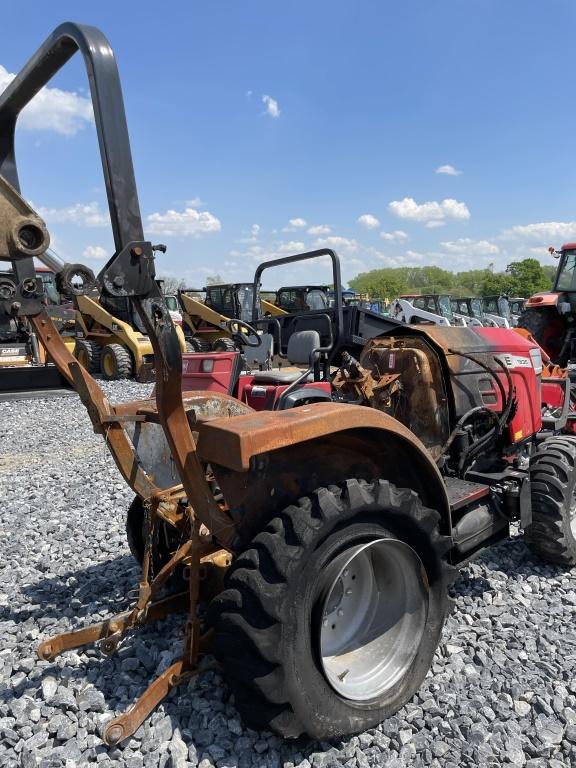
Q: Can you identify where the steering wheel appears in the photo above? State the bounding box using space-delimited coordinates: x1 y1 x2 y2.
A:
227 318 262 348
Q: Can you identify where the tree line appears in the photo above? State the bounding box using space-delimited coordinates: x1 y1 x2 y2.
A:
348 258 556 300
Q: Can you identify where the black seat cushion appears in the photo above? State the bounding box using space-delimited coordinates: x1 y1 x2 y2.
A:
251 369 312 384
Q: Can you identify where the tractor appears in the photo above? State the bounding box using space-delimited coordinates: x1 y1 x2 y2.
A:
518 243 576 365
3 22 576 749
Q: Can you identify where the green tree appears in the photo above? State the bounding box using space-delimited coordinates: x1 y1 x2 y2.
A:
480 271 514 296
542 264 558 285
505 258 551 297
349 269 407 300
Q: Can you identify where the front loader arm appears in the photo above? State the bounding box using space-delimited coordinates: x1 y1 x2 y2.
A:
0 22 234 546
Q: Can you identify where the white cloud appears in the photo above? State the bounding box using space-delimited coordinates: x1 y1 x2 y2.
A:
440 238 499 256
380 230 408 242
502 221 576 242
0 64 93 136
388 197 470 225
314 235 359 254
435 164 462 176
185 197 206 207
357 213 380 230
37 201 108 228
262 94 280 118
289 218 307 228
277 240 305 253
307 224 332 235
239 223 261 243
146 206 221 237
82 245 108 261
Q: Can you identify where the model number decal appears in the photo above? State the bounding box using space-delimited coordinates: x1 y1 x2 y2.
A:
500 355 531 369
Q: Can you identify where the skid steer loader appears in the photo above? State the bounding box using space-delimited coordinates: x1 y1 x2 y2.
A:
481 294 512 328
389 293 462 325
74 289 188 381
0 264 74 398
4 22 576 748
179 283 285 352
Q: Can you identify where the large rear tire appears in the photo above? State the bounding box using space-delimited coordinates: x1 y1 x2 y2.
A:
212 336 237 352
74 339 101 373
526 436 576 566
517 307 566 362
208 478 454 739
186 337 212 353
126 495 187 574
101 344 133 380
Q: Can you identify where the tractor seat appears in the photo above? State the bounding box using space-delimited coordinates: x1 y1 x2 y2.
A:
244 332 274 370
252 368 312 384
251 329 320 384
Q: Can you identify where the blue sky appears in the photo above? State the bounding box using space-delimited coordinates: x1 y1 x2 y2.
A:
2 0 576 288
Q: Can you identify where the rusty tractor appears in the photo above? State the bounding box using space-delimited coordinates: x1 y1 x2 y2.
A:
3 22 576 748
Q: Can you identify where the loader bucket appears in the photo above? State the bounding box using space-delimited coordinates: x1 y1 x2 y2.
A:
0 364 75 401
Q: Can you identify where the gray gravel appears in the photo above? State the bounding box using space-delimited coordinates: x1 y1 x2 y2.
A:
1 379 576 767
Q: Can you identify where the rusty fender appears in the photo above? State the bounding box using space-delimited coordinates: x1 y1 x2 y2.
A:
196 402 451 543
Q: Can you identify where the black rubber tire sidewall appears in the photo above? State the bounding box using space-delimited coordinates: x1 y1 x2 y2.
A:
212 336 237 352
280 516 446 738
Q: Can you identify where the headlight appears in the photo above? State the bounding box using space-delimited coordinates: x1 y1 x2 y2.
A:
529 347 542 375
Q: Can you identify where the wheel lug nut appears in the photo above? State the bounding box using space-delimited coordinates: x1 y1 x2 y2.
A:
346 589 352 595
342 569 349 577
337 609 344 617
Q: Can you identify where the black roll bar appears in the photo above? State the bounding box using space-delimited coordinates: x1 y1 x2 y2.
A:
251 248 344 345
0 22 144 255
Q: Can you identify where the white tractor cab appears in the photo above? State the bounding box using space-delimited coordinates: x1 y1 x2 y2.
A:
389 293 463 326
482 295 512 328
450 297 484 327
509 297 526 326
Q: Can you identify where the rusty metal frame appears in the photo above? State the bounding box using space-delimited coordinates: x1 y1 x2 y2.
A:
0 22 237 745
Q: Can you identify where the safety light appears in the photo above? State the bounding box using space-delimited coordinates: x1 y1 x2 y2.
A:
201 359 214 373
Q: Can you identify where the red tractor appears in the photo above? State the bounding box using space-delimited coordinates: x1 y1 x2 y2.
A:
518 243 576 364
5 22 576 748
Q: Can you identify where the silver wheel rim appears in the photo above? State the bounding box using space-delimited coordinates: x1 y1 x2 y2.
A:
318 538 429 701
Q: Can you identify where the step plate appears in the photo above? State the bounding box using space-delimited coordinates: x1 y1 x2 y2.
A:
445 476 490 511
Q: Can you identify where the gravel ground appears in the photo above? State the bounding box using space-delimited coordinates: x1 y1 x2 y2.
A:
1 379 576 767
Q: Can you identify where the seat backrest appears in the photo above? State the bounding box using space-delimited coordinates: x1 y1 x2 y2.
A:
287 329 321 365
244 332 273 368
